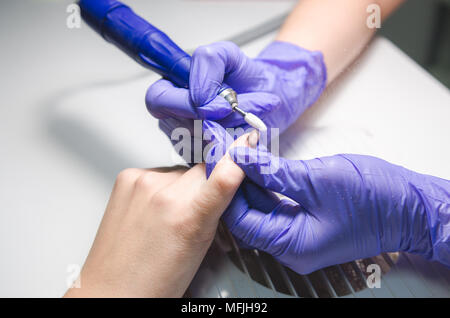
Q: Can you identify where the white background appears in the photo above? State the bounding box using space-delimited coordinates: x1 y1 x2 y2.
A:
0 0 448 297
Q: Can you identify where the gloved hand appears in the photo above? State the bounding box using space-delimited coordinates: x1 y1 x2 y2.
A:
208 143 450 274
146 41 327 137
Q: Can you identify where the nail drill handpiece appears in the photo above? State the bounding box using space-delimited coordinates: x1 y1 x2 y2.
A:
79 0 267 132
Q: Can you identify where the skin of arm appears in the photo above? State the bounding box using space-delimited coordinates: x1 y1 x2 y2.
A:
277 0 406 83
64 135 249 298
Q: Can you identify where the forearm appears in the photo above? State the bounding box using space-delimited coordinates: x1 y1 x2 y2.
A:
277 0 405 83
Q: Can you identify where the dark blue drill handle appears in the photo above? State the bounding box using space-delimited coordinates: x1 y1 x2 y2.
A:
79 0 194 89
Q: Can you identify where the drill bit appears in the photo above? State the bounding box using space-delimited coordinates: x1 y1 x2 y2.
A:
219 88 268 132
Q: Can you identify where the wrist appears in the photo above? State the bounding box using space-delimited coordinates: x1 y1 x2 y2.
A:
257 40 327 87
256 41 327 124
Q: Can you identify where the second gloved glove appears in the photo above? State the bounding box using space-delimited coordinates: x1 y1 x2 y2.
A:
202 123 450 275
146 41 327 136
224 147 450 274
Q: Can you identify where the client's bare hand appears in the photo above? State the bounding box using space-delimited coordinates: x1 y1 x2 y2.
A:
64 150 244 297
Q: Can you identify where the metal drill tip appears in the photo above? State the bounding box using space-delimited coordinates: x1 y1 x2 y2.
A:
219 87 267 131
233 106 247 117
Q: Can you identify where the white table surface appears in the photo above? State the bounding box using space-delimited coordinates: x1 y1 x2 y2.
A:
0 0 448 297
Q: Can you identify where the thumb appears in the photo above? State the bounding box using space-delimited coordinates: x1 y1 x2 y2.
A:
193 128 251 220
223 185 302 256
198 153 245 218
190 151 247 227
190 41 254 106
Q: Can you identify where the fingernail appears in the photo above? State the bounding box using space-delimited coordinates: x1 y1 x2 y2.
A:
248 130 260 148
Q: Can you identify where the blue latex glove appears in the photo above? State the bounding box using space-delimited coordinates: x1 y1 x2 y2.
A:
146 41 326 135
207 141 450 274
